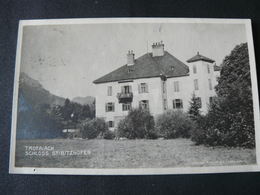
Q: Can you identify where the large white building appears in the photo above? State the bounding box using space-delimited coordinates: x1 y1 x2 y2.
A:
93 42 220 130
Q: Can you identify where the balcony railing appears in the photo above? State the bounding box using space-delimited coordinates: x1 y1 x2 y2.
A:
117 92 133 103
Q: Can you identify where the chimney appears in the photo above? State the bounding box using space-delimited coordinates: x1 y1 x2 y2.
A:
152 41 164 57
127 50 135 66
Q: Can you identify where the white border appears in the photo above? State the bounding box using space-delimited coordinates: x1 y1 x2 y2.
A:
9 18 260 175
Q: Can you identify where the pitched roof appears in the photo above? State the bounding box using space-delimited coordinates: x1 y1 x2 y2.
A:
214 64 221 71
187 52 215 63
93 51 189 84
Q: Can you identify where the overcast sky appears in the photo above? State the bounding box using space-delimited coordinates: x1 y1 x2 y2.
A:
19 20 247 99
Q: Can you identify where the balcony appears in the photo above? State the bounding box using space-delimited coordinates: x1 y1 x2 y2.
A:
117 92 133 103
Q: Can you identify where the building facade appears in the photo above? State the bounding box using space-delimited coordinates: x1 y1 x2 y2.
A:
93 42 220 130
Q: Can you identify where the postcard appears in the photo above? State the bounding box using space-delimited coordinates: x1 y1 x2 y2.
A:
9 18 260 175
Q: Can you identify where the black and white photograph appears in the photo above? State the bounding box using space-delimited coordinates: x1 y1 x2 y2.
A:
9 18 260 175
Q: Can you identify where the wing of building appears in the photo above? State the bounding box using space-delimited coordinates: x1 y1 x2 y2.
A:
93 42 220 130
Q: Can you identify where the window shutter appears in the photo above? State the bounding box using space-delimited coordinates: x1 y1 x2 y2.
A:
112 103 115 112
105 103 108 112
146 83 148 93
147 100 149 109
129 86 132 93
138 84 141 93
121 86 124 93
139 101 142 108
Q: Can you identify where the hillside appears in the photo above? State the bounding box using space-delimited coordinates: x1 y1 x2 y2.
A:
19 72 66 108
72 96 95 105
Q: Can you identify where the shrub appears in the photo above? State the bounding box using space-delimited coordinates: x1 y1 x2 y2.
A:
103 130 116 140
117 108 157 139
156 110 196 139
190 98 255 148
189 115 207 145
79 118 108 139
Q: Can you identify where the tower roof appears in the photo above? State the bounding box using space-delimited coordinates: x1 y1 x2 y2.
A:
187 52 215 63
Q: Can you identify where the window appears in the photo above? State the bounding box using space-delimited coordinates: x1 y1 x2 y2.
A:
209 97 214 104
208 79 212 90
105 102 115 112
164 99 167 110
170 66 174 71
122 102 131 111
108 121 114 128
163 81 166 93
173 99 183 109
174 81 179 92
121 85 132 94
139 83 148 93
107 86 112 96
216 76 219 82
194 79 199 90
207 64 210 73
139 100 149 109
193 65 197 74
195 97 202 108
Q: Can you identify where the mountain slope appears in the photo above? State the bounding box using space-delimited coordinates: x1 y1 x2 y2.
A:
18 72 66 108
72 96 95 105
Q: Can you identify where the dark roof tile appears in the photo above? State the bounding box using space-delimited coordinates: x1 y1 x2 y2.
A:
93 51 189 84
187 52 215 63
214 64 221 71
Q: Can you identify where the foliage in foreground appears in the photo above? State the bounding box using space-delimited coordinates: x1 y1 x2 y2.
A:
190 43 255 148
103 130 116 140
156 110 196 139
187 92 202 121
16 103 65 139
117 108 157 139
79 118 108 139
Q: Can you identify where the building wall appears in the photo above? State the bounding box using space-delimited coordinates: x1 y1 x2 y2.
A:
95 61 220 129
186 60 219 113
95 77 164 130
166 76 194 112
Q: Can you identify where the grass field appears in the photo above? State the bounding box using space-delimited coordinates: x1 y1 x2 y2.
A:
15 138 256 168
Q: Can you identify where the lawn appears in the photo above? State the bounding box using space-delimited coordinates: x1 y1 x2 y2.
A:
15 138 256 168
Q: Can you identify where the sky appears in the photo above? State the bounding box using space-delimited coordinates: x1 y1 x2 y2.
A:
19 20 248 99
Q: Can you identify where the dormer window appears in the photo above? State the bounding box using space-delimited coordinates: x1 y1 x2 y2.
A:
170 66 174 71
128 69 133 74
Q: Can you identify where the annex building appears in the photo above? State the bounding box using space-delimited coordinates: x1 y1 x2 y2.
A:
93 42 220 130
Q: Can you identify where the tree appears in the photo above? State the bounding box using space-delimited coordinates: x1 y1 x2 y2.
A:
215 43 254 132
196 43 255 148
16 103 65 139
187 92 202 121
79 118 108 139
78 104 91 121
62 98 73 121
